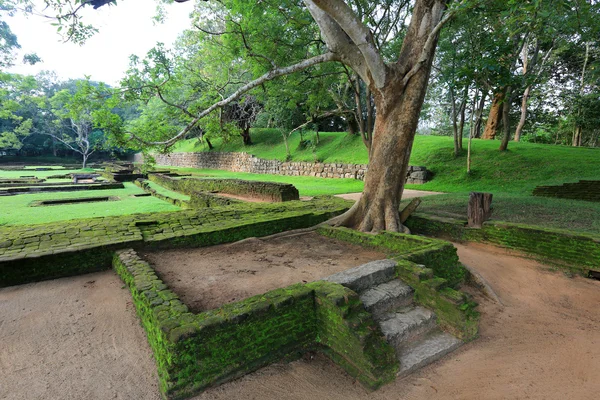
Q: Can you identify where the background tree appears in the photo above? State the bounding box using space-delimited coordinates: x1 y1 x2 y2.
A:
46 78 118 167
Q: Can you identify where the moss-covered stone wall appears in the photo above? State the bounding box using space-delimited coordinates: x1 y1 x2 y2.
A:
0 197 351 287
533 180 600 202
149 173 299 202
317 226 465 287
405 213 600 275
317 226 478 340
113 249 398 399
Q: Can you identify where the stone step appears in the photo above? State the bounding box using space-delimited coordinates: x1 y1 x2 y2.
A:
359 279 414 319
323 259 397 294
378 306 437 349
397 329 463 376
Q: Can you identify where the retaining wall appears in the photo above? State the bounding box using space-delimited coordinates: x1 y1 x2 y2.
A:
405 213 600 275
133 152 430 184
533 180 600 202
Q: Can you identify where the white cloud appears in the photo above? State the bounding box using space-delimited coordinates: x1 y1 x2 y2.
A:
6 0 196 85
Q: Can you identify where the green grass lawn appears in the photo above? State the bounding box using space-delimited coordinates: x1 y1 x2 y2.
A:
0 168 94 179
401 192 600 235
0 182 181 226
173 131 600 195
164 167 365 197
146 181 190 201
168 132 600 235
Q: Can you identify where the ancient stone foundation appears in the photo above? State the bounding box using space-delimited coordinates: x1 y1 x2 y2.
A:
133 152 431 184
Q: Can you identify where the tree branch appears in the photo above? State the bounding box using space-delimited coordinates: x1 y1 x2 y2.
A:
308 0 387 89
131 52 339 147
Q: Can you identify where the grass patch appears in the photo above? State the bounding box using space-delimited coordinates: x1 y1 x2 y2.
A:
0 182 180 225
145 180 190 201
402 192 600 235
173 131 600 195
0 168 95 179
163 167 364 197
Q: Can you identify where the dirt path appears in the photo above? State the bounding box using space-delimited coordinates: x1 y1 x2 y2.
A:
140 232 386 313
2 242 598 400
334 189 443 202
191 242 600 400
0 271 161 400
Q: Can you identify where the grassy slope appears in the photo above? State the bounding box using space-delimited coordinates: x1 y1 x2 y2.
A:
171 130 600 234
173 130 600 195
0 182 180 225
168 168 364 197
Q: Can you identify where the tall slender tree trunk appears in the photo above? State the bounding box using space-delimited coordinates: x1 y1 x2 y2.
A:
573 42 590 147
458 94 467 150
499 88 512 151
483 90 505 140
450 86 460 156
473 90 487 138
514 85 531 142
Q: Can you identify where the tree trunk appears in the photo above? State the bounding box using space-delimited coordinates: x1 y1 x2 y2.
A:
572 126 583 147
482 90 505 140
334 0 443 233
514 85 531 142
82 153 88 169
205 138 214 150
458 95 467 150
451 86 460 156
473 90 487 138
467 192 493 228
240 127 252 145
499 88 512 151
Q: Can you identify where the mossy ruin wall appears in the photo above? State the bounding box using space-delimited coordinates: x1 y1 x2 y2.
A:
148 173 299 202
317 226 478 340
405 213 600 274
0 197 350 287
533 180 600 202
114 249 398 399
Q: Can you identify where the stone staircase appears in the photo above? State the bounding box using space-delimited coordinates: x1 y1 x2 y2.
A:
324 260 462 376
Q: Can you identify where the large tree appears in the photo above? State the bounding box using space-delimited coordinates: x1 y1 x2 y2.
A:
31 0 466 233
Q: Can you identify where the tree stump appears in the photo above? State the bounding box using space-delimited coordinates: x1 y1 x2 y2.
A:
467 192 493 228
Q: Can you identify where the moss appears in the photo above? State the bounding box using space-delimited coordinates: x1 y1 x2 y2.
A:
114 250 398 399
406 213 600 274
149 173 299 202
317 226 466 287
0 197 350 287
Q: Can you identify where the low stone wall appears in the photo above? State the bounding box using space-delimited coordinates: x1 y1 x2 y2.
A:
149 173 300 202
0 197 350 287
533 180 600 202
405 213 600 276
114 248 398 399
133 152 431 183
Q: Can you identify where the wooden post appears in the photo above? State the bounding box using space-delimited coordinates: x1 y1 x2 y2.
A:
467 192 493 228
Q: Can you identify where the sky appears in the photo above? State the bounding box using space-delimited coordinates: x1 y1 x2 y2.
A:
6 0 196 85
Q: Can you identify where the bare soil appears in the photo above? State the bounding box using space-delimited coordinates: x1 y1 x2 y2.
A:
2 242 599 400
0 271 161 400
191 242 600 400
140 232 387 313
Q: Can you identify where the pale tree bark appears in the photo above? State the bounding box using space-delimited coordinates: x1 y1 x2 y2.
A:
514 39 553 142
138 0 454 233
482 89 505 140
322 0 450 232
573 42 590 147
499 87 512 151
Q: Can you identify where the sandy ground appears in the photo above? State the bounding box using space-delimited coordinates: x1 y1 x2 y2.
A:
2 242 599 400
140 232 386 313
334 189 443 202
191 242 600 400
0 271 161 400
